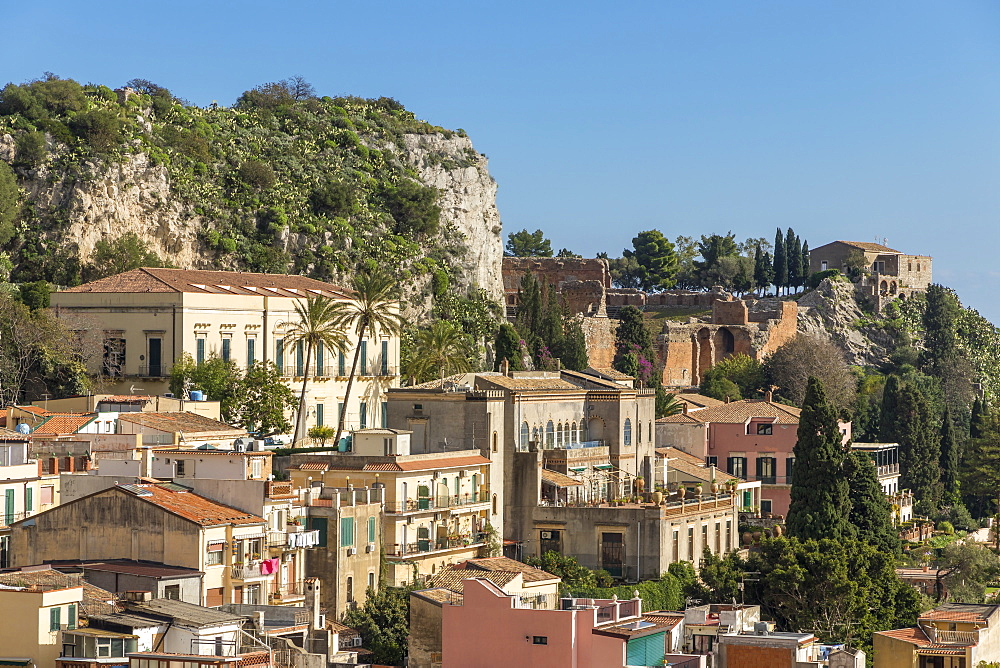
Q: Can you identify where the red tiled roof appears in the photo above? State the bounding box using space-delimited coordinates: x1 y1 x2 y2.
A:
669 400 802 425
361 454 490 472
15 405 51 416
293 462 331 471
875 627 968 653
454 557 559 583
34 413 97 435
657 413 704 424
834 241 902 254
120 484 265 526
62 267 351 299
919 604 998 622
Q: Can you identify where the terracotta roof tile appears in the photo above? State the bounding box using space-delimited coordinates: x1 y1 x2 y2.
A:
657 413 704 424
118 412 245 435
430 557 558 592
918 603 999 622
655 447 705 466
62 267 351 298
670 400 802 425
676 393 726 410
456 557 559 583
293 462 330 472
590 367 634 380
835 241 902 254
0 568 117 613
120 484 265 526
33 414 97 435
478 375 580 391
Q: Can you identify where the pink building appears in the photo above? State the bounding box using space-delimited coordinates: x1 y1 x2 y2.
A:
657 399 851 517
440 578 673 667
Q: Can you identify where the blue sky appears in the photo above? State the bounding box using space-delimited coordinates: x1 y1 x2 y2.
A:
4 1 1000 324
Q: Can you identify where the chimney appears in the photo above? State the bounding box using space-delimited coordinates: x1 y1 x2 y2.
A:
682 403 689 415
765 390 773 403
124 590 151 603
725 396 731 404
500 358 510 377
304 577 322 630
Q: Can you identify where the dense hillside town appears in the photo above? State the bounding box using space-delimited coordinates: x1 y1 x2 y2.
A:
1 77 999 668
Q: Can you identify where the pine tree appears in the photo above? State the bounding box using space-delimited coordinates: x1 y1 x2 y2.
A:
922 284 960 371
970 397 987 439
537 282 565 366
772 228 786 296
845 450 901 554
786 377 854 541
939 407 959 503
894 386 942 512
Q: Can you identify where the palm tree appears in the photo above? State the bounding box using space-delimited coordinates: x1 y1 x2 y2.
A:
410 320 474 382
280 296 349 447
333 271 403 447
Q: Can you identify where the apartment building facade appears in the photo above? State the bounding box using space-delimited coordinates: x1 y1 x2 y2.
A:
51 267 401 437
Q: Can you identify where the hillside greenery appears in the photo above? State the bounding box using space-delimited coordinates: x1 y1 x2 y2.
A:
0 74 479 301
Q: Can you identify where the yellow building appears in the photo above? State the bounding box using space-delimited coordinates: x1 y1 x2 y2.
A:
874 603 1000 668
0 429 61 568
0 582 85 667
288 447 493 585
51 267 401 437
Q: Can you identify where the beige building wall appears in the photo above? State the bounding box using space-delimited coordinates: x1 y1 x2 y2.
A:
0 586 84 666
51 288 401 437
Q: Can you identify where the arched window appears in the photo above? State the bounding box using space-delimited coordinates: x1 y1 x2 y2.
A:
546 421 555 449
624 418 632 446
492 431 499 453
520 422 530 449
492 493 498 515
571 421 578 444
649 421 653 444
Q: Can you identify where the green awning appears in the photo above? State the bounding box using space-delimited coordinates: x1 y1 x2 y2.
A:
0 660 33 666
594 464 613 471
568 466 587 473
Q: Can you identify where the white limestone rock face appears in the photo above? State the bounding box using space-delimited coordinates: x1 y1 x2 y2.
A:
400 133 504 304
797 278 897 366
22 152 206 270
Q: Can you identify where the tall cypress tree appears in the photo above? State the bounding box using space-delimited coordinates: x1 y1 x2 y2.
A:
845 450 900 554
787 231 802 291
895 386 941 512
786 377 854 541
558 317 589 372
878 375 902 442
922 284 960 371
773 228 787 296
970 397 987 439
753 243 774 295
800 240 810 286
939 407 959 503
515 271 543 353
493 323 524 371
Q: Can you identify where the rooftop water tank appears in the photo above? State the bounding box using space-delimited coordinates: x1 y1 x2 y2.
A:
190 390 204 401
16 423 31 434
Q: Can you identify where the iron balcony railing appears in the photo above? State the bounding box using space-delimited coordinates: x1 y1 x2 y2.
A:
280 363 397 378
136 364 165 377
384 489 491 513
387 533 487 557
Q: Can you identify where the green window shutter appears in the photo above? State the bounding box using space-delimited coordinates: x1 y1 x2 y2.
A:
381 402 388 428
4 489 13 524
26 487 33 512
50 606 61 631
627 632 665 666
315 342 324 375
381 340 389 375
338 351 346 376
341 517 355 547
247 338 256 367
307 517 328 547
360 341 368 376
196 338 206 365
296 341 304 376
276 338 285 373
316 404 324 427
359 402 367 429
368 516 376 543
67 603 77 630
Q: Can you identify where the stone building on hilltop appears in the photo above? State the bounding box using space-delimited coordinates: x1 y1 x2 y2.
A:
809 240 932 311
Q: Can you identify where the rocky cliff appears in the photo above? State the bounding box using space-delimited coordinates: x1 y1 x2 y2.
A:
0 80 504 319
797 277 899 367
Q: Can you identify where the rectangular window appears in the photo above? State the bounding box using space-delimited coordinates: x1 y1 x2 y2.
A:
360 341 368 376
786 457 795 485
727 457 747 479
4 489 13 525
247 337 256 367
368 516 376 543
40 485 54 505
338 351 346 376
381 340 389 375
706 456 718 467
316 342 325 375
206 549 223 566
25 487 32 512
164 584 180 600
308 517 328 547
381 401 388 428
532 636 548 645
276 338 285 373
339 402 346 428
761 499 773 514
687 527 695 560
221 337 231 362
196 337 206 365
359 402 368 429
103 334 126 376
50 606 61 631
176 460 187 477
67 603 77 629
756 423 773 435
316 404 324 427
341 517 355 547
756 457 776 484
295 341 305 376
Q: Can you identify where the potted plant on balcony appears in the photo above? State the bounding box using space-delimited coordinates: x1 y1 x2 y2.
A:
634 476 645 495
694 483 703 497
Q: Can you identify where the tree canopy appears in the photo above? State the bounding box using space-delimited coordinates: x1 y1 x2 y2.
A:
622 229 679 291
505 229 553 257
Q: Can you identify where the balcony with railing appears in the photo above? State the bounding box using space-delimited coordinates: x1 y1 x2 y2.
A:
268 580 307 603
384 488 491 514
136 364 165 377
387 532 487 558
281 362 398 379
230 561 271 580
925 627 980 646
0 511 30 528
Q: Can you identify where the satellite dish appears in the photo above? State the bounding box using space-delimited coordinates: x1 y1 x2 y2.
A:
16 423 32 434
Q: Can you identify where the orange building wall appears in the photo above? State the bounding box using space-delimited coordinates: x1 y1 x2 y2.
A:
724 644 794 667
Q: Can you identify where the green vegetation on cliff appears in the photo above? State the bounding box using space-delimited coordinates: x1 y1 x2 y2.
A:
0 74 481 297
